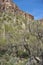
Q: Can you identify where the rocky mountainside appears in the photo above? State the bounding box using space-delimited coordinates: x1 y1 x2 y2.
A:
0 0 43 65
0 0 34 20
0 0 34 45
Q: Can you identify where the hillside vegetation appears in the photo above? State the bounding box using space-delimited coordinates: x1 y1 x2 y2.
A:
0 12 43 65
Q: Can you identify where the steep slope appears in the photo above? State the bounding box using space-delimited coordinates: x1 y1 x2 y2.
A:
0 0 34 45
0 1 43 64
0 0 34 20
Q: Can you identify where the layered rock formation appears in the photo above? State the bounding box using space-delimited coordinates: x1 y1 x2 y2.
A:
0 0 34 20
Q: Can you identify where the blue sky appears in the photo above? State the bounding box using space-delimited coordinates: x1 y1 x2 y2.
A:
13 0 43 20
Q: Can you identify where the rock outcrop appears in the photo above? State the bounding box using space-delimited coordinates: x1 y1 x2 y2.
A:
0 0 34 20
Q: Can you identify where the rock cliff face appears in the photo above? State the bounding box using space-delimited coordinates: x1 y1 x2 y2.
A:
0 0 34 20
39 19 43 22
